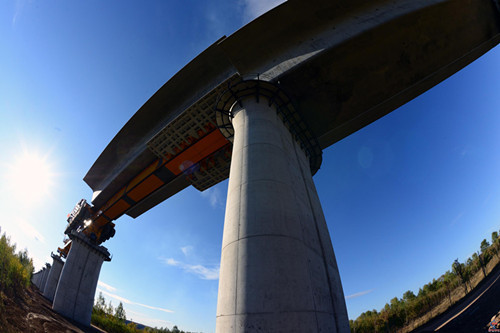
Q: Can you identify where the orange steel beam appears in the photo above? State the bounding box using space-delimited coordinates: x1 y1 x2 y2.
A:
67 127 231 247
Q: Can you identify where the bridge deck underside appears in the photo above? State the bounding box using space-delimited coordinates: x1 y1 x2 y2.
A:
83 0 500 220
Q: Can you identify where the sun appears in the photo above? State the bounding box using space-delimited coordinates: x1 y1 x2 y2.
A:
5 151 55 204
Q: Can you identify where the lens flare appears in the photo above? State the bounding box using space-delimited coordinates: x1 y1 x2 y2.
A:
5 150 55 204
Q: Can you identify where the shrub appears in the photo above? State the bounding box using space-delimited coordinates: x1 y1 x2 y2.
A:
0 228 34 298
0 227 35 329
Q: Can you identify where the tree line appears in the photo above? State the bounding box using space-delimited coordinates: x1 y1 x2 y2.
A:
349 230 500 332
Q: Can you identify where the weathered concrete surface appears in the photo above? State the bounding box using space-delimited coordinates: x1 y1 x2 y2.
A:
72 1 500 331
52 232 110 326
43 254 65 302
216 96 349 333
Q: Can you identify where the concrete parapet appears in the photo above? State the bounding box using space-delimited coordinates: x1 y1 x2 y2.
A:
52 231 111 326
43 253 65 302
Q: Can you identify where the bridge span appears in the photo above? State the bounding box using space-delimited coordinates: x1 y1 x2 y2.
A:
32 0 500 331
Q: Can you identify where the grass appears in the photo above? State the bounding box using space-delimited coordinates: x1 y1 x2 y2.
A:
401 254 500 332
0 227 34 328
91 311 141 333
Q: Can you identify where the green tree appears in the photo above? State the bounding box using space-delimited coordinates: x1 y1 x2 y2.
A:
477 251 487 278
403 290 416 303
491 232 500 258
115 301 126 322
0 229 34 297
388 297 406 328
441 271 455 306
481 239 492 265
17 248 34 278
481 239 490 254
95 292 106 313
453 259 469 294
106 300 114 316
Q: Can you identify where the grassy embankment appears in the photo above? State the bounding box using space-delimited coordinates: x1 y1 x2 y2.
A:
350 233 500 332
402 253 500 332
0 227 34 329
0 226 194 333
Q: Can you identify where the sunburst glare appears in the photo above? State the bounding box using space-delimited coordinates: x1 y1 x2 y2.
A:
5 150 55 205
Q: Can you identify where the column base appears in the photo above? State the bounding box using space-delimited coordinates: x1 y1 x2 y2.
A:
52 231 111 326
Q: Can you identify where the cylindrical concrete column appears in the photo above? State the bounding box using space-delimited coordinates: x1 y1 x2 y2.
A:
215 84 349 332
52 231 110 326
43 253 65 302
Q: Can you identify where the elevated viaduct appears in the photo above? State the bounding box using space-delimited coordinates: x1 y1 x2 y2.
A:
33 0 500 331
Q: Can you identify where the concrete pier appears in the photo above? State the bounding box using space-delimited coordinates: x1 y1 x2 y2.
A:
43 253 65 302
34 268 44 289
32 270 42 288
215 81 349 332
39 265 51 293
52 231 111 326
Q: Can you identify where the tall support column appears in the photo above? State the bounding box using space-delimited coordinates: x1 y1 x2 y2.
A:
215 80 349 332
52 231 111 326
36 269 45 289
40 265 51 293
32 271 41 288
43 253 65 302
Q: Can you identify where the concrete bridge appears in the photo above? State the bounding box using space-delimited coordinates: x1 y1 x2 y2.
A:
33 0 500 331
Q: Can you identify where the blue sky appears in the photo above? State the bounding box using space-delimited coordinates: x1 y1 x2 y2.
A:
1 1 500 331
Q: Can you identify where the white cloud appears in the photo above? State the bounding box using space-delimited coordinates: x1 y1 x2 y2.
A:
32 254 49 271
346 289 374 300
134 302 174 314
126 309 173 330
98 281 117 292
185 264 220 280
181 245 193 257
97 289 174 314
241 0 286 22
161 257 219 280
165 258 179 266
200 187 223 208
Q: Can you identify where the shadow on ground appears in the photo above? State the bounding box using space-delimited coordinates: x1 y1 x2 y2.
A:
1 284 106 333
